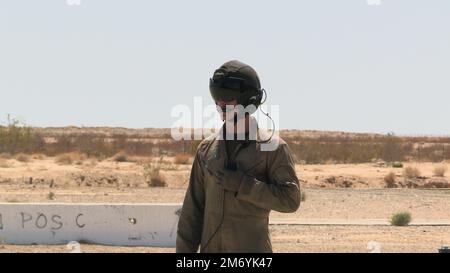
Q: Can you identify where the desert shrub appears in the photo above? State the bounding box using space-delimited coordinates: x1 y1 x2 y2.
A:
433 165 448 177
301 191 306 202
403 166 421 179
0 158 12 168
2 116 450 165
286 133 410 164
390 212 412 226
55 154 73 165
85 158 98 167
392 162 403 168
15 153 31 162
422 179 450 188
32 153 46 160
148 169 167 187
47 192 55 200
143 160 167 187
384 172 397 188
0 115 42 154
381 133 405 162
174 153 191 164
113 152 129 162
55 152 85 165
136 156 153 165
0 153 12 159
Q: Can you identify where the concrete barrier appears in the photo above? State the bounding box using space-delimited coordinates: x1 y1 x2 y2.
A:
0 203 182 246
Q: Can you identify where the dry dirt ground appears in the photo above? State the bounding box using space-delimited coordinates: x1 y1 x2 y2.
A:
1 157 449 253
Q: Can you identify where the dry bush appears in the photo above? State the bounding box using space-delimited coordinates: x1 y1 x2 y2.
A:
403 166 421 179
75 160 84 165
422 179 450 188
384 172 397 188
148 169 167 187
55 154 74 165
159 157 173 165
84 158 98 167
143 163 167 187
174 153 191 165
324 176 336 184
0 153 12 159
31 153 46 160
15 153 31 162
0 158 12 168
55 152 86 165
3 120 450 165
113 152 129 162
136 156 153 165
433 165 448 177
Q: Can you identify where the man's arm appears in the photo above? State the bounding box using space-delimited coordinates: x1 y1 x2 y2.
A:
235 142 301 213
176 151 205 253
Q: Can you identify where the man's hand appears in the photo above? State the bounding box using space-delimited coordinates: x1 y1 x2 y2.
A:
205 158 244 192
213 167 245 192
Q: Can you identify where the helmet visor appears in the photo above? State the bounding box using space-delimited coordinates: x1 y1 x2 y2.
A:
209 77 247 102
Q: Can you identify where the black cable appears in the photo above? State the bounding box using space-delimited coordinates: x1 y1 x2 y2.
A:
257 89 275 144
200 88 273 251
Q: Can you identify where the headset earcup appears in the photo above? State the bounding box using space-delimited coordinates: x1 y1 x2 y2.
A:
245 89 263 114
253 89 263 107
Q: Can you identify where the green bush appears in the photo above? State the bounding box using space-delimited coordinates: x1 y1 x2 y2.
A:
392 162 403 168
0 115 40 154
390 212 412 226
301 191 306 202
47 192 55 200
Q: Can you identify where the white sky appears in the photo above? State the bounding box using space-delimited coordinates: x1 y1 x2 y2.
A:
0 0 449 135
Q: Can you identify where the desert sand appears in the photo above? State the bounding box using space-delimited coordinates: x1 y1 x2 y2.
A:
1 156 449 253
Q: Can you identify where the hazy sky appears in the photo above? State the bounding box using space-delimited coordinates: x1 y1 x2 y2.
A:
0 0 449 135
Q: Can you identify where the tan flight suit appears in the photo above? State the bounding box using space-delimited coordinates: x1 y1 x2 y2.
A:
176 124 301 253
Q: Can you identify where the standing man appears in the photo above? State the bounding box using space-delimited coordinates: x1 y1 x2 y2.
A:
176 60 300 253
